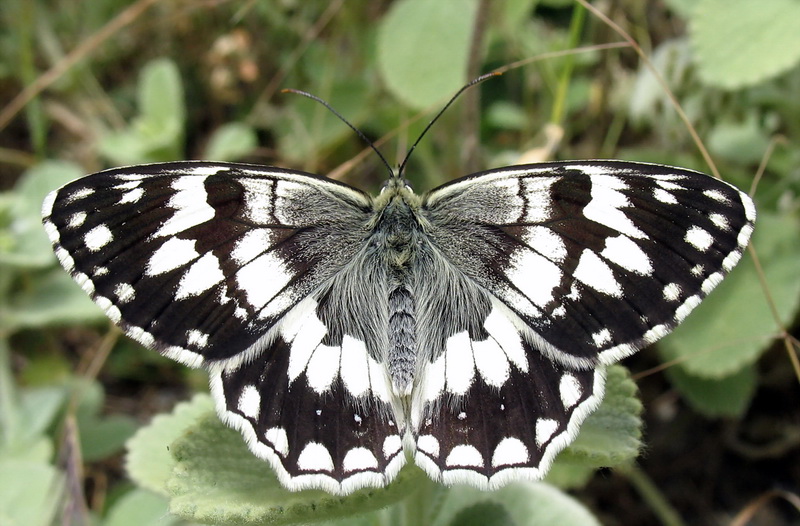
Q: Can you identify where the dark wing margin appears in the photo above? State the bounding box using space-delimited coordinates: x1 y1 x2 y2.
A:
42 161 372 369
421 160 756 367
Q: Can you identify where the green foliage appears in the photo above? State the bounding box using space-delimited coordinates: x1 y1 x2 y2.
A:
690 0 800 89
665 364 757 418
98 58 186 164
203 123 258 162
2 1 798 524
377 0 478 110
0 161 84 268
103 489 179 526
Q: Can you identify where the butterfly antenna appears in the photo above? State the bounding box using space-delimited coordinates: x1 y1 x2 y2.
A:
281 89 395 179
397 71 501 178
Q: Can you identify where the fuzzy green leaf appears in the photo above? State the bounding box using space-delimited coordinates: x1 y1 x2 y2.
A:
659 212 800 378
203 123 257 161
104 489 180 526
666 364 757 418
557 365 642 465
690 0 800 88
126 394 215 496
430 482 600 526
99 58 185 164
0 460 64 526
165 414 422 525
5 269 105 330
377 0 478 110
0 161 83 268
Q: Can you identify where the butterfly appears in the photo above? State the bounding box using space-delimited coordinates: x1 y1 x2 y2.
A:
42 155 755 495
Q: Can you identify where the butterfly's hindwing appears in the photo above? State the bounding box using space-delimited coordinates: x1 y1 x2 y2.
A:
414 324 603 487
211 299 405 494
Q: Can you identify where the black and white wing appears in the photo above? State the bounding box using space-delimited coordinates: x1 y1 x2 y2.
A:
412 160 755 488
42 161 403 494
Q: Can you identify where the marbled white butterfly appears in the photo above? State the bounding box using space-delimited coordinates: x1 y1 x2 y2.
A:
43 140 755 495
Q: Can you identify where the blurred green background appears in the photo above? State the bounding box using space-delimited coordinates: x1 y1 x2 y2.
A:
1 1 799 525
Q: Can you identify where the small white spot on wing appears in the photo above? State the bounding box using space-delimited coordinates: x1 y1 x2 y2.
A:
65 187 94 203
305 344 341 394
84 225 114 252
187 329 210 349
67 212 87 228
175 253 224 299
472 337 510 387
507 249 562 308
535 418 559 447
444 331 476 395
653 188 678 204
417 435 440 457
113 283 136 304
491 437 530 467
559 373 583 408
265 427 289 456
685 226 714 252
118 187 144 204
237 384 261 419
296 442 334 472
343 447 379 472
601 235 653 275
574 250 623 297
709 213 730 231
445 445 484 468
703 189 730 203
146 237 199 276
592 328 612 346
663 282 682 302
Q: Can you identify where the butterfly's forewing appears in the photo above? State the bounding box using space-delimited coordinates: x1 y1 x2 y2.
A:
413 161 755 487
43 161 403 493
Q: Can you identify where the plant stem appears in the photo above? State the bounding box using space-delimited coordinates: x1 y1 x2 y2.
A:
621 465 685 526
550 3 587 127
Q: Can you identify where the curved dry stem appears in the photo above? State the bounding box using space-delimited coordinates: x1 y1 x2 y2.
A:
576 0 719 179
